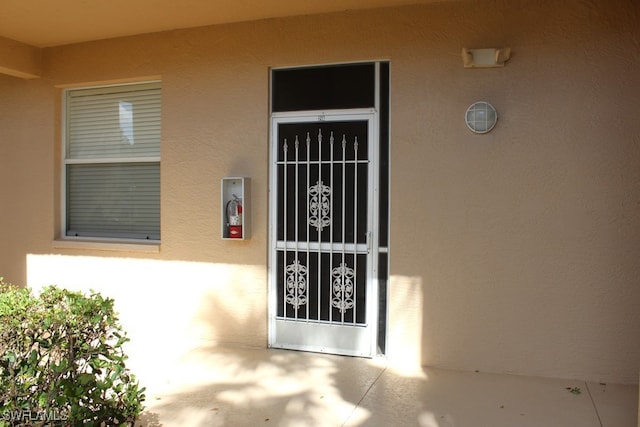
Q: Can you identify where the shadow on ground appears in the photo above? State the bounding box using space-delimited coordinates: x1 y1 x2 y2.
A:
134 346 386 427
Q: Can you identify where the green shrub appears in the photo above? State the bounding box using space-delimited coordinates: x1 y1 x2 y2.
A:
0 278 145 426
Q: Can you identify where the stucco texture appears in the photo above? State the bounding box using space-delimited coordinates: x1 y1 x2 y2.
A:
0 0 638 384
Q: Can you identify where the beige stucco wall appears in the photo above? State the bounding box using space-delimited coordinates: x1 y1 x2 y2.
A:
1 0 639 385
0 36 42 79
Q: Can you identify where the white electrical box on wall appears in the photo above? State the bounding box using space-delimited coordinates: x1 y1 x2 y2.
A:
221 177 250 240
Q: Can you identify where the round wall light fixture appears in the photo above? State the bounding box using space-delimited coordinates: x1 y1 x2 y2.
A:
465 101 497 134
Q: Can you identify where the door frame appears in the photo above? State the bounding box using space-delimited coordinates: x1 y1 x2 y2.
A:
268 108 381 357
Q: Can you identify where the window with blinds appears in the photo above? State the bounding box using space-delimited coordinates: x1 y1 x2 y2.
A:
64 81 161 240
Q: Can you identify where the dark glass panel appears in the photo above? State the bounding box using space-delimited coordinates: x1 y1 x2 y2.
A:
377 252 388 354
378 62 390 248
272 63 375 112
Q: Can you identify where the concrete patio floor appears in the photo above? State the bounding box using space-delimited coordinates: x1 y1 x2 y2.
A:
134 346 638 427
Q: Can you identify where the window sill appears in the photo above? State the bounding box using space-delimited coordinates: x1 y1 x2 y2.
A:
52 238 160 253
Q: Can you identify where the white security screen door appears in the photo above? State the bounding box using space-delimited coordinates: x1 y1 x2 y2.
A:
269 112 379 357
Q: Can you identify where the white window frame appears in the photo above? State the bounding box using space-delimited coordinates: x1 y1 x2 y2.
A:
61 81 161 243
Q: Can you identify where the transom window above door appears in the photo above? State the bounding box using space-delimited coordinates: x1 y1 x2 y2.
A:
272 63 375 112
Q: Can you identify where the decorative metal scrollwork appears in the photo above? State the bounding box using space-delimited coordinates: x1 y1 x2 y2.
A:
331 262 355 313
308 180 331 232
286 260 307 309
